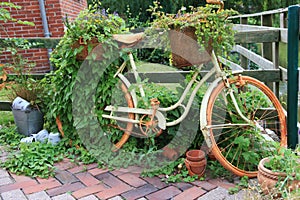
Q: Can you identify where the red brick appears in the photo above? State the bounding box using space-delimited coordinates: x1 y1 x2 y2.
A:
95 173 124 187
146 186 181 200
193 180 217 191
88 168 109 176
53 158 77 170
172 182 193 191
207 179 236 190
173 186 206 200
118 173 147 188
110 169 127 176
68 165 87 174
96 183 132 199
0 179 38 193
142 176 168 189
54 170 79 184
47 182 85 197
117 166 143 174
72 184 108 199
121 184 158 200
10 173 34 182
23 179 61 194
75 172 100 186
36 177 57 184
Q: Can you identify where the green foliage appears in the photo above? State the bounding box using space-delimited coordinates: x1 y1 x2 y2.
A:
264 144 300 185
91 0 205 23
207 160 235 180
0 3 42 108
149 2 238 58
0 126 65 178
43 6 127 142
0 126 22 148
1 142 64 178
0 2 34 29
142 158 201 183
228 176 249 194
63 6 127 42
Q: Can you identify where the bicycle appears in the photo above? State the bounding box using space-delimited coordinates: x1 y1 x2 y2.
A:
99 26 287 178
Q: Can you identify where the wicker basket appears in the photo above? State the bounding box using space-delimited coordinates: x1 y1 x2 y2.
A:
169 26 212 68
72 37 104 61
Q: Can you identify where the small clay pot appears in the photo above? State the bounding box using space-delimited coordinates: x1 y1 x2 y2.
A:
186 149 206 162
185 150 207 177
258 157 300 195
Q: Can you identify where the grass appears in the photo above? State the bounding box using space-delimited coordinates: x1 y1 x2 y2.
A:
0 88 14 126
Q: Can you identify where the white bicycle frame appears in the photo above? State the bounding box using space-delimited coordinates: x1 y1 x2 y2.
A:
102 50 253 148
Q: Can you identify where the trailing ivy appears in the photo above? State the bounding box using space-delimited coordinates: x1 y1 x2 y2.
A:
43 7 127 146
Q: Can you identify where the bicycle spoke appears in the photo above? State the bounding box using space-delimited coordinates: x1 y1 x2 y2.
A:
207 76 286 177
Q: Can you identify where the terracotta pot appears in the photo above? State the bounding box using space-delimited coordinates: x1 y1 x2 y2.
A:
185 150 207 177
186 149 206 162
72 37 104 61
258 157 300 195
168 26 212 68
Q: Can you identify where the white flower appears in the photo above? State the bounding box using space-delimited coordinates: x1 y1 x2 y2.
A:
181 6 186 11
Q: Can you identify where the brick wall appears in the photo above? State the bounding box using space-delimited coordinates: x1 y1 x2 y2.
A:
0 0 87 73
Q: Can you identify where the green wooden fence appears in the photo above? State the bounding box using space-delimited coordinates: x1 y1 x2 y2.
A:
287 5 299 149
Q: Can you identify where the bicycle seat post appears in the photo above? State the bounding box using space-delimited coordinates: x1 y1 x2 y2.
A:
128 52 145 97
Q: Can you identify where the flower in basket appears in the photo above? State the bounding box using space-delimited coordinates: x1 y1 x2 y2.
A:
60 6 128 61
148 1 238 67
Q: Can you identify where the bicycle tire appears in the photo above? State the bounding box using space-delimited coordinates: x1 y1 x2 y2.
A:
111 81 135 149
206 76 287 177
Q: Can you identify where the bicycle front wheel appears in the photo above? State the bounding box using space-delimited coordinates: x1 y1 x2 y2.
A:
206 76 287 177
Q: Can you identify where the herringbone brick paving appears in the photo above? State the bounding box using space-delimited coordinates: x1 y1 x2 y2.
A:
0 158 248 200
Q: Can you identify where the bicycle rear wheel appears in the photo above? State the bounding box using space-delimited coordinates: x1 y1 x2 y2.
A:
108 81 135 149
206 76 287 177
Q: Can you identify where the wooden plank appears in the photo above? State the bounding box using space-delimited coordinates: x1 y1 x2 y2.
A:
0 101 11 111
126 71 191 83
261 14 273 63
218 56 244 72
234 24 288 43
241 70 280 82
0 38 60 49
280 66 287 81
125 69 280 83
239 18 248 69
233 45 275 69
280 29 288 43
234 24 279 31
229 7 288 19
234 29 280 43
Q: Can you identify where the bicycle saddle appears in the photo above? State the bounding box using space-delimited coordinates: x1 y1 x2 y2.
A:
113 32 144 47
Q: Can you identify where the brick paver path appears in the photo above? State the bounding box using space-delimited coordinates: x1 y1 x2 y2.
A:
0 158 247 200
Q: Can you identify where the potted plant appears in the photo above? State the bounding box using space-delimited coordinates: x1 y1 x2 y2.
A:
63 7 127 61
0 39 44 136
0 2 43 136
148 1 238 68
257 143 300 197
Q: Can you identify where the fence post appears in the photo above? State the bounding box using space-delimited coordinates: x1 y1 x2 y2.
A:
287 5 299 149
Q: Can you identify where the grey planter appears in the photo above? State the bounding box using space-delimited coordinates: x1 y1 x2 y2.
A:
12 108 44 136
